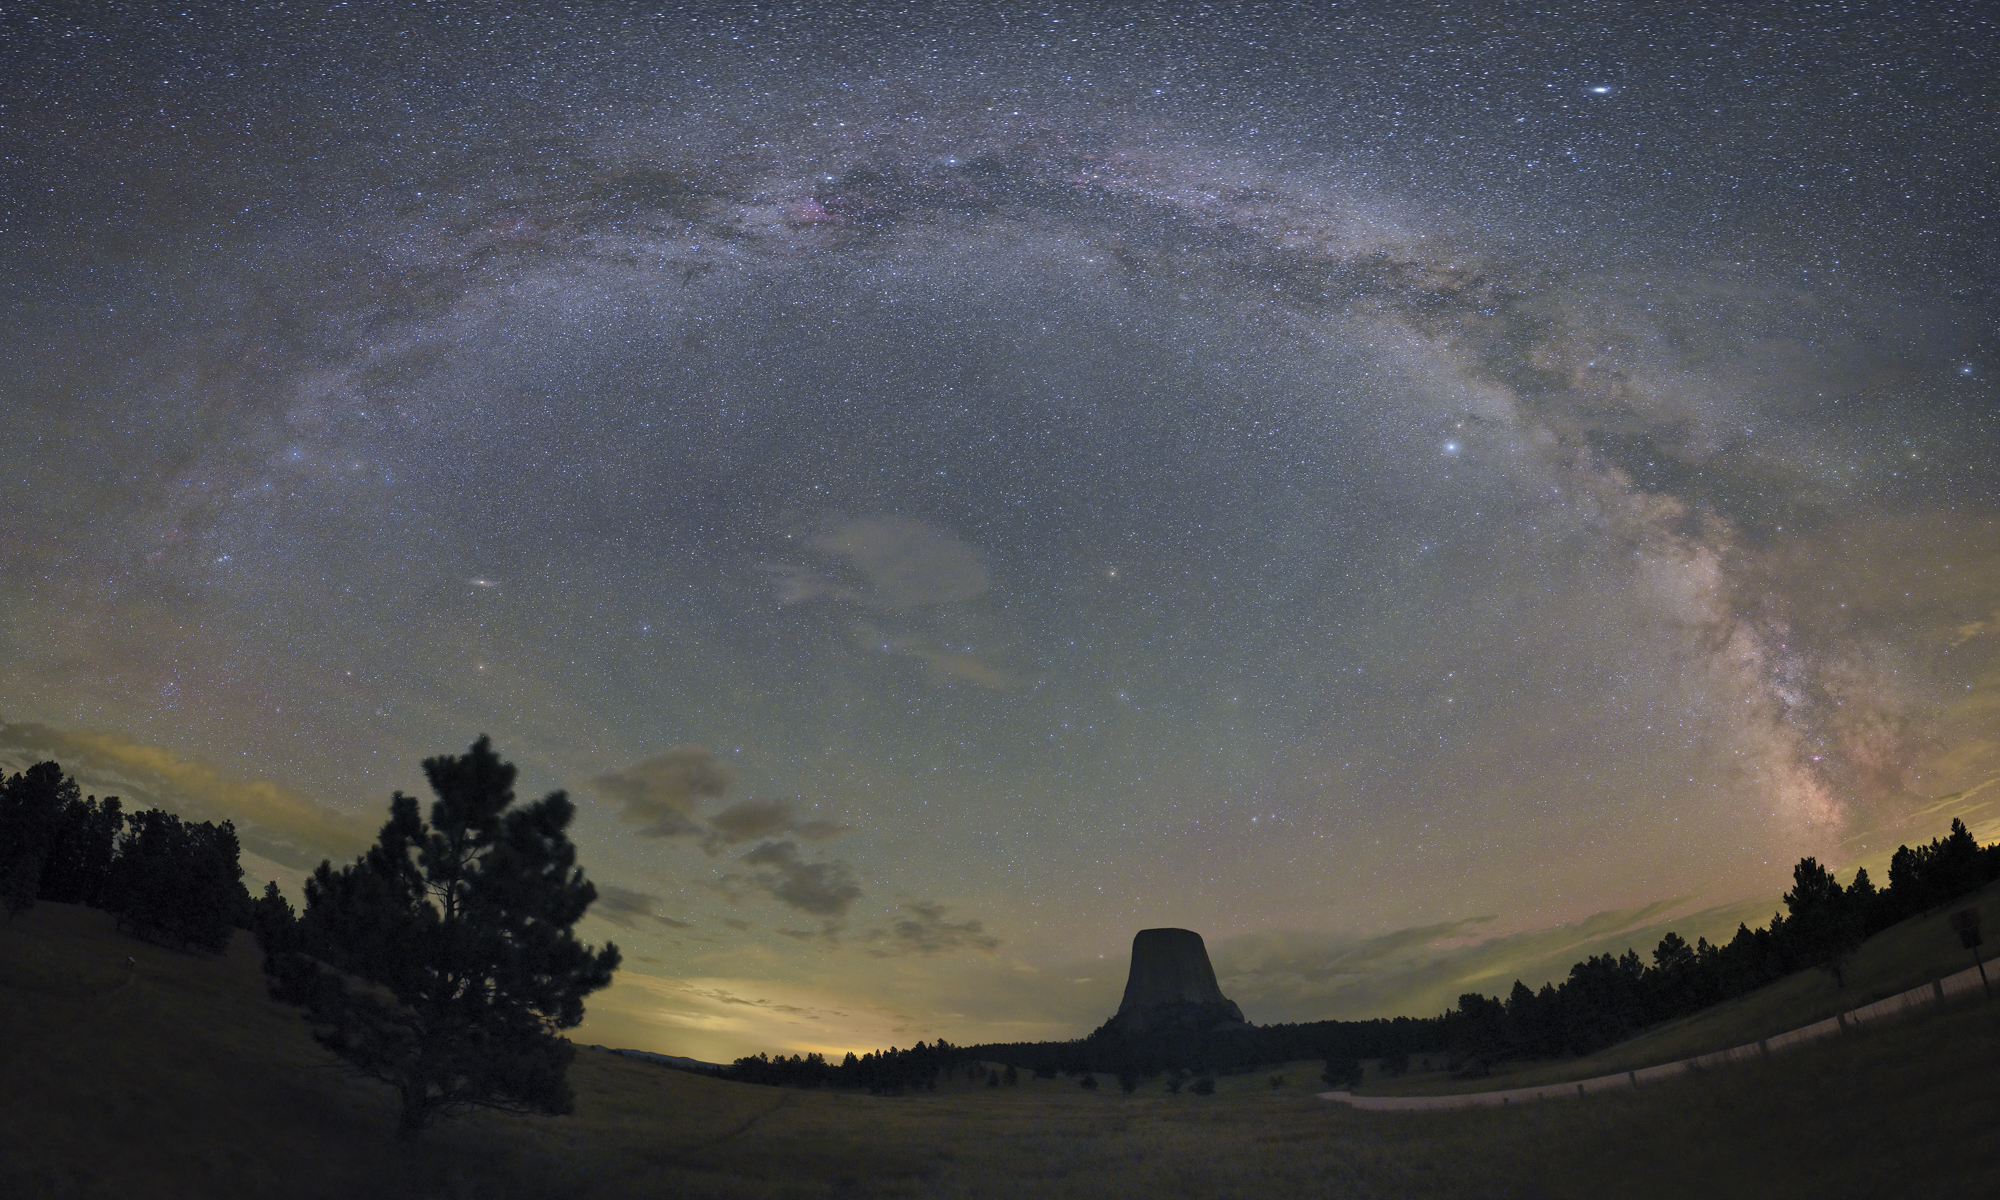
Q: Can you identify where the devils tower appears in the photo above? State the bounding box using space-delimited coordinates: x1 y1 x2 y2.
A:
1103 928 1247 1035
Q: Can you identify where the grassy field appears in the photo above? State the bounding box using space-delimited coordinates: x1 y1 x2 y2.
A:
4 902 1998 1199
1356 877 2000 1098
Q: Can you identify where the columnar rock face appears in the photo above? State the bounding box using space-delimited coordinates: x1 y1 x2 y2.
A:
1105 928 1246 1035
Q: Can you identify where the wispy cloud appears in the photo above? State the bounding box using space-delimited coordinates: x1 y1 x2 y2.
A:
596 749 863 919
593 747 848 852
591 883 696 931
740 840 863 917
865 902 1001 957
706 796 846 849
591 746 734 839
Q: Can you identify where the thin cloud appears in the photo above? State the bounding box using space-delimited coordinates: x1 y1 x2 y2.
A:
784 515 989 610
595 750 847 851
778 921 844 944
591 746 734 838
741 840 863 917
706 797 846 850
866 901 1001 957
591 883 695 931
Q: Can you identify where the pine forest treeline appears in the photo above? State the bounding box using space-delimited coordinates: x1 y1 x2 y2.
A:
0 760 251 950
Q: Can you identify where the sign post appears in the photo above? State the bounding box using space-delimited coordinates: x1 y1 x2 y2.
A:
1948 908 1990 1001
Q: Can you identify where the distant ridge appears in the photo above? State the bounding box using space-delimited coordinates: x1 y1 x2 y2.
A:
592 1046 727 1072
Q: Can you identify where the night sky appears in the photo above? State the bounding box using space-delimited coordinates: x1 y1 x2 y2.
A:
4 3 1997 1062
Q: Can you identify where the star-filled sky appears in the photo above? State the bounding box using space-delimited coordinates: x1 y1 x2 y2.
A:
4 2 1997 1062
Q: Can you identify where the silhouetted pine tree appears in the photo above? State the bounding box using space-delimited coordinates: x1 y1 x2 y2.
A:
261 737 620 1137
1780 857 1864 987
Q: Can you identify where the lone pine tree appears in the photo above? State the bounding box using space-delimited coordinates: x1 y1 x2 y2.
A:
261 737 620 1136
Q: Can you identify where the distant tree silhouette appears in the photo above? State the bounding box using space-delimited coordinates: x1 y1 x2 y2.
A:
1845 866 1883 933
250 880 298 952
1930 820 1987 905
1320 1055 1360 1089
0 762 76 919
1003 1063 1018 1086
102 808 248 951
39 792 124 906
1450 991 1507 1065
261 737 620 1137
1 851 39 921
1644 931 1716 1023
1780 856 1864 987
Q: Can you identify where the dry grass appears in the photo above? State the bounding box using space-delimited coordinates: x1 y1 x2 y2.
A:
4 902 1999 1199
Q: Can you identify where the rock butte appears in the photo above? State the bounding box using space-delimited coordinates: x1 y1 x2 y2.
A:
1105 927 1247 1036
